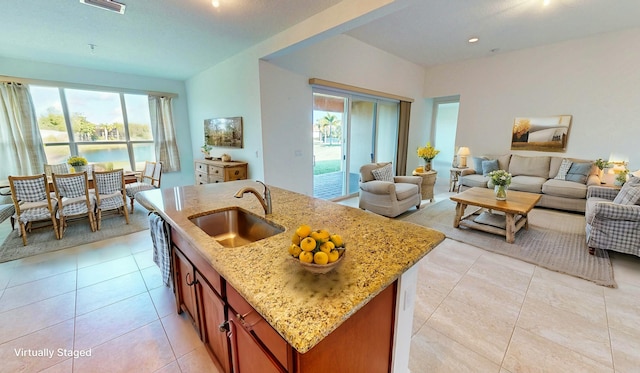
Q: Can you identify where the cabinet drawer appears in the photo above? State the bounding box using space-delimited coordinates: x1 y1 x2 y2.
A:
195 171 209 184
208 165 223 176
195 162 210 173
227 285 289 369
224 167 247 181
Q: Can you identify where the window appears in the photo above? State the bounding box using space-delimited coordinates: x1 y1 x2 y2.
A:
30 85 155 171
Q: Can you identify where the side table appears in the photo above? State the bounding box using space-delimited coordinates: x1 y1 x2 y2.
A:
412 170 437 202
449 167 467 192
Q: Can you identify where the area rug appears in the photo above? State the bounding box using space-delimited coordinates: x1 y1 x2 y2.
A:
400 199 616 288
0 207 150 263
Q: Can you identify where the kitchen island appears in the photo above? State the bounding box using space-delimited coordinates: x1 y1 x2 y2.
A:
138 180 444 372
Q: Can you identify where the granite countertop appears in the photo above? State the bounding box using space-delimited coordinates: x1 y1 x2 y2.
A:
138 180 444 353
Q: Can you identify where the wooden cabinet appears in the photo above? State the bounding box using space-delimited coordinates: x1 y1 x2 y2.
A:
195 272 231 373
170 227 397 373
195 160 247 185
173 248 199 329
227 284 290 372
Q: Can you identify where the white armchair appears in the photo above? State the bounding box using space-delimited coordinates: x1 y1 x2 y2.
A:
358 162 422 218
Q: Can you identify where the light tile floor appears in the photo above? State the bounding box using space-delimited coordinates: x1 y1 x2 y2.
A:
0 189 638 372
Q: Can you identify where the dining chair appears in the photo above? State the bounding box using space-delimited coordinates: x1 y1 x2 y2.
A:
52 171 97 238
44 163 70 178
92 169 130 230
126 161 162 212
8 174 60 245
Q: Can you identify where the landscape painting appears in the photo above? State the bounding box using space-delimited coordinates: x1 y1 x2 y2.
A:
205 116 243 148
511 115 572 152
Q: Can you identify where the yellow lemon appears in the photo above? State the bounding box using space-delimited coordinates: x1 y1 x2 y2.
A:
313 251 329 265
291 233 301 245
319 241 335 254
329 234 344 247
295 224 312 238
299 251 314 263
327 249 340 263
288 244 302 258
300 237 317 252
311 229 330 243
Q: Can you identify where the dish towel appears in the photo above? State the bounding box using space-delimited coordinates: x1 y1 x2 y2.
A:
149 212 172 287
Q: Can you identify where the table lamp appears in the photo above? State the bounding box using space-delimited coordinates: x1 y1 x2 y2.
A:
457 147 470 168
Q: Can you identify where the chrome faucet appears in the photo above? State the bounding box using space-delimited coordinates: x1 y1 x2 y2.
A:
234 180 272 215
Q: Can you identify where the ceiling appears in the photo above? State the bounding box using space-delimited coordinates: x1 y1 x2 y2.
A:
2 0 640 81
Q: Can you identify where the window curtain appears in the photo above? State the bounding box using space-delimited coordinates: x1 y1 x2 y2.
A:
395 101 412 176
148 95 180 172
0 82 47 180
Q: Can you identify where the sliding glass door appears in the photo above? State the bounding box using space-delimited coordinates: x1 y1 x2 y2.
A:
313 90 399 200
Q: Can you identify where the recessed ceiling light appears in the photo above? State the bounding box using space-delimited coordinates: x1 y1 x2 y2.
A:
468 37 479 43
543 0 551 6
212 0 220 7
80 0 126 14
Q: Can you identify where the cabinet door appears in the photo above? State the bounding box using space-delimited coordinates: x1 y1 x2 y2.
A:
195 272 231 373
173 248 199 329
228 312 286 373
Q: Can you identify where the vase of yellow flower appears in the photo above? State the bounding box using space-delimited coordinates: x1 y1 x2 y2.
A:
67 155 88 173
417 142 440 171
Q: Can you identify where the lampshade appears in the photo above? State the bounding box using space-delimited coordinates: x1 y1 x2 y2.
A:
457 147 471 156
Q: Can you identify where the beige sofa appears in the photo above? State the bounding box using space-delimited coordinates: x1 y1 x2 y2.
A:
459 154 601 213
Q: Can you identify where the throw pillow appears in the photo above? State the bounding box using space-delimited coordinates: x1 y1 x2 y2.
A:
565 162 592 184
482 159 499 176
371 164 393 182
613 183 640 205
554 158 573 180
472 156 487 173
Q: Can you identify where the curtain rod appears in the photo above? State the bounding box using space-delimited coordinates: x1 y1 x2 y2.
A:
0 75 178 98
309 78 414 103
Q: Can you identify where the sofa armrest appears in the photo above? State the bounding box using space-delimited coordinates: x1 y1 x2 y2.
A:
587 186 618 200
592 202 640 221
393 176 422 185
586 174 601 186
360 180 396 195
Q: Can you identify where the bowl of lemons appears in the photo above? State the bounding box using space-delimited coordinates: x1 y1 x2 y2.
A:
289 224 346 274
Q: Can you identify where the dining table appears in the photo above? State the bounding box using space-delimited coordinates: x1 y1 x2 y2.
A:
0 171 139 195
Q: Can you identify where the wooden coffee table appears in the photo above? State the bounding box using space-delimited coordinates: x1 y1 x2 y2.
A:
450 187 541 243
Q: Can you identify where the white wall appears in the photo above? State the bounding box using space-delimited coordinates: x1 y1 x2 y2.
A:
262 34 428 195
0 56 192 187
423 27 640 171
185 50 265 180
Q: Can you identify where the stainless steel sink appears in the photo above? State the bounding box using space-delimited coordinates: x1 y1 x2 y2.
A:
189 207 284 248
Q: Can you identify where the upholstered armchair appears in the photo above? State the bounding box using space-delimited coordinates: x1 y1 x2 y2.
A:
358 162 422 218
585 178 640 257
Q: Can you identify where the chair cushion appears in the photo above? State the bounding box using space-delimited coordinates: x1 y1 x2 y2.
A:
395 183 419 201
565 162 593 184
371 164 393 182
613 183 640 205
126 182 156 197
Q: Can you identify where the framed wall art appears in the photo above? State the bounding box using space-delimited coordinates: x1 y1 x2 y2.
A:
204 116 243 149
510 115 572 152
